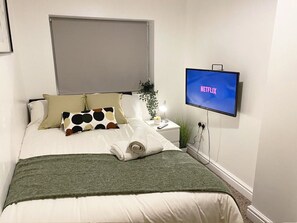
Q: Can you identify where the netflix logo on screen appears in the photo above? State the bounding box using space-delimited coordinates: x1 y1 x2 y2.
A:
200 86 217 95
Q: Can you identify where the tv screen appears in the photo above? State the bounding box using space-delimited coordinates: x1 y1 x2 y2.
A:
186 68 240 117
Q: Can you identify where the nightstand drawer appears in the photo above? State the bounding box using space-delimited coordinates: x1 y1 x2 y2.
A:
159 129 180 142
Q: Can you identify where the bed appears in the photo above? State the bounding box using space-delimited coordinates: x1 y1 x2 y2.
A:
0 94 243 223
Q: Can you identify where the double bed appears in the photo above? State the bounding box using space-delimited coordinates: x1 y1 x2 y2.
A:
0 94 243 223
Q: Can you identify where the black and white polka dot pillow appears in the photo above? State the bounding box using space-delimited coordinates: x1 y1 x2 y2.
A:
62 107 119 136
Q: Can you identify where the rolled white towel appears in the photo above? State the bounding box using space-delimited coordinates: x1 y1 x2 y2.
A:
140 134 163 157
111 131 164 161
110 141 139 161
128 127 147 154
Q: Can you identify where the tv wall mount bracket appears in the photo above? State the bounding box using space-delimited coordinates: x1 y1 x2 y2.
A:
211 64 224 71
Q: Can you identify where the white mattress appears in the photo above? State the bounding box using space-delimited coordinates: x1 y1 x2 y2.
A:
0 118 243 223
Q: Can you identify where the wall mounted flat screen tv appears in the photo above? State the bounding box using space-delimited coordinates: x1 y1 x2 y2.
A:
186 68 240 117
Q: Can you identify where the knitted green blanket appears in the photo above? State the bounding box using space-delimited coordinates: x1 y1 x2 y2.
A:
4 151 231 209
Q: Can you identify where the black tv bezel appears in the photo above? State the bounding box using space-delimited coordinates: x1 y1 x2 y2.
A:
185 68 240 117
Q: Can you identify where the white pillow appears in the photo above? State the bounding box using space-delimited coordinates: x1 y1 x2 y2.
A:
135 94 151 120
27 100 48 125
120 94 151 120
121 94 142 119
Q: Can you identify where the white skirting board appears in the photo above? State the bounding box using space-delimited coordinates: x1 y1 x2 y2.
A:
187 144 253 201
246 205 273 223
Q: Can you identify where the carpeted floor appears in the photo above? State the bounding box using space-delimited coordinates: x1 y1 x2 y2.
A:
225 182 253 223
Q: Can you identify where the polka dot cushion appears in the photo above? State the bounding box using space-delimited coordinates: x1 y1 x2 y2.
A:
62 107 119 136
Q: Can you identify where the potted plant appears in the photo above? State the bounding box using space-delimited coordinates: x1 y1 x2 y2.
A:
175 118 193 150
138 80 159 119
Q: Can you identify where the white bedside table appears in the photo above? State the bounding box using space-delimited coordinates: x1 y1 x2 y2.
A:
145 120 180 148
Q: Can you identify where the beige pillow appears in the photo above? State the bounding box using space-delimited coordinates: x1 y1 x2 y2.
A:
39 94 86 129
86 93 127 124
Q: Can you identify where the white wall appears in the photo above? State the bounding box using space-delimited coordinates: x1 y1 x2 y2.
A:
251 0 297 221
183 0 277 189
0 25 27 212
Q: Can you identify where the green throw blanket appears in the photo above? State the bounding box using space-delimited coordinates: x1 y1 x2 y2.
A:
4 151 231 209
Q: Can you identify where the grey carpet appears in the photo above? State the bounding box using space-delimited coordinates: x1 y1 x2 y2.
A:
225 181 253 223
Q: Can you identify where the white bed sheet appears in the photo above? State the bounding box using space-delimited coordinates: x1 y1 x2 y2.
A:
0 118 243 223
19 118 178 159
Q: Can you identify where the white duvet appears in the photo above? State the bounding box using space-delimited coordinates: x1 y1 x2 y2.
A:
0 118 243 223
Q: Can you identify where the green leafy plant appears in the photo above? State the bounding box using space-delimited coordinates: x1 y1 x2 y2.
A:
138 80 159 119
175 118 193 148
